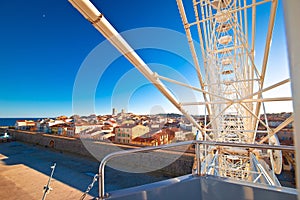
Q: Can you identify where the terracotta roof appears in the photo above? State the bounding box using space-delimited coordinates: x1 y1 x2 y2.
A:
132 137 155 143
102 126 112 130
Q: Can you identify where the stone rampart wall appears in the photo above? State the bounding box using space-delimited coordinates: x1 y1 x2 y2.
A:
2 128 194 176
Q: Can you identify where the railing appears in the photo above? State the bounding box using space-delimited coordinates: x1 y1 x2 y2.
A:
98 140 295 199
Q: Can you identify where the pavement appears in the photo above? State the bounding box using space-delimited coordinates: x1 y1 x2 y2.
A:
0 141 168 200
0 141 97 200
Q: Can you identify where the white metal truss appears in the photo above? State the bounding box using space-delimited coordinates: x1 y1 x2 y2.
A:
176 0 292 185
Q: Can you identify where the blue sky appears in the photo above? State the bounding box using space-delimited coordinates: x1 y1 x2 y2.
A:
0 0 292 117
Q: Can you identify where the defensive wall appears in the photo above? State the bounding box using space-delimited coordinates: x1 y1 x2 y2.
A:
1 128 194 176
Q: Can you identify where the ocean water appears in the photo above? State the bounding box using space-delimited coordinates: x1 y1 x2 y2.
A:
0 118 40 126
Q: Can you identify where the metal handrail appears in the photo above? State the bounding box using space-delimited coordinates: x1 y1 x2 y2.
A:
98 140 295 199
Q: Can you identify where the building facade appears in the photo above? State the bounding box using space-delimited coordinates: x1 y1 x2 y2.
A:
115 124 149 144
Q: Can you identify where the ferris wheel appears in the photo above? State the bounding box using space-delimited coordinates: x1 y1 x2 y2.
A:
176 0 293 184
69 0 293 186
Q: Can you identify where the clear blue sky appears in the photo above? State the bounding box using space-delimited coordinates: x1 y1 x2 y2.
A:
0 0 292 117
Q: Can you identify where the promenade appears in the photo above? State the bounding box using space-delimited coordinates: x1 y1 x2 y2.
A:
0 141 96 199
0 141 166 200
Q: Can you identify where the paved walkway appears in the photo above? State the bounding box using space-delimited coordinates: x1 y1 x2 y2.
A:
0 141 98 200
0 141 168 200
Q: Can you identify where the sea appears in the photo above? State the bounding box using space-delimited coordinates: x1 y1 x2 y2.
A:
0 118 41 127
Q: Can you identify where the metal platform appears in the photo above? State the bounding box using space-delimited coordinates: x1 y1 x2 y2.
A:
97 140 296 199
106 174 297 200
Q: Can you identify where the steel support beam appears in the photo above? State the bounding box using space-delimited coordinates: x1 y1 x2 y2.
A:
68 0 205 135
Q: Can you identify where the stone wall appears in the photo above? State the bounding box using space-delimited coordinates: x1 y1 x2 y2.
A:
2 128 194 176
